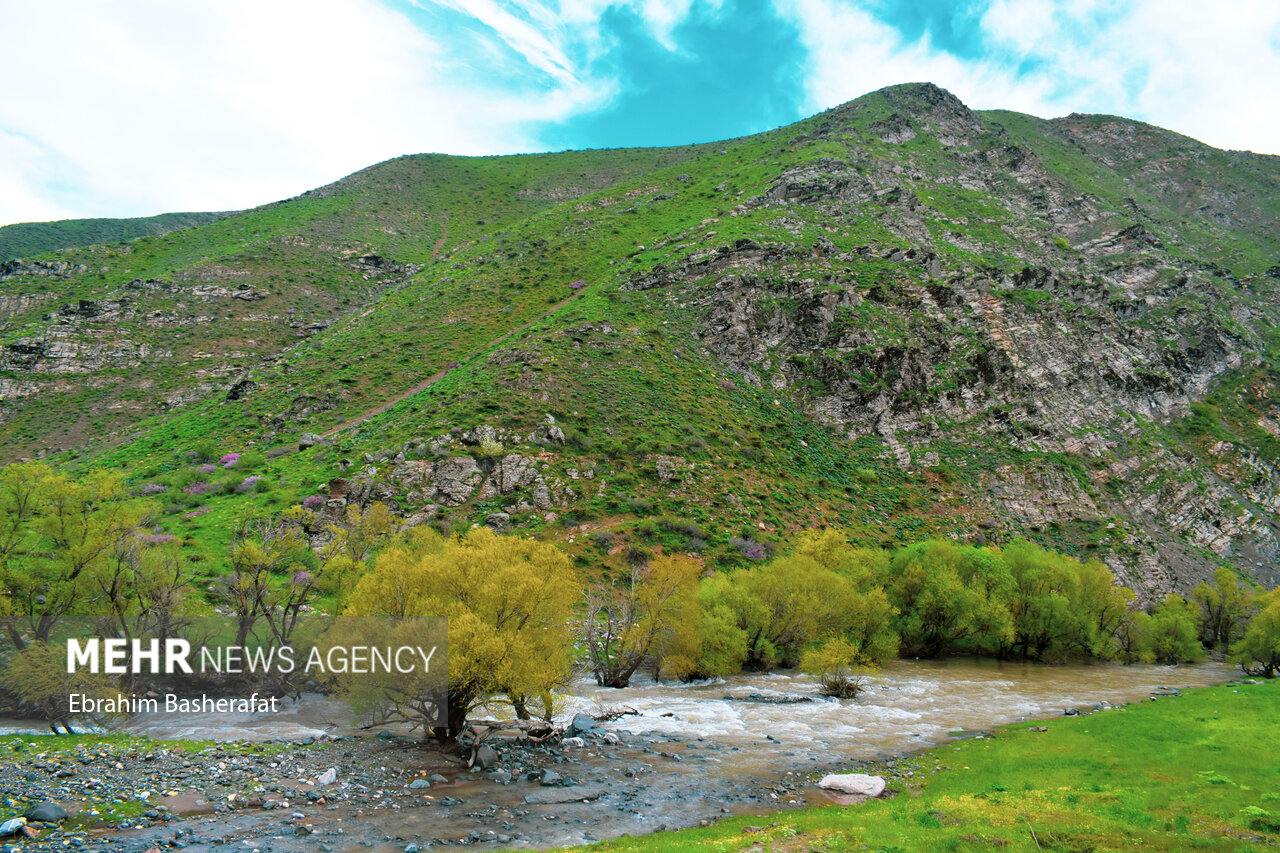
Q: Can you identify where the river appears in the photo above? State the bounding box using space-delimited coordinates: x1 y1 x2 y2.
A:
2 659 1239 850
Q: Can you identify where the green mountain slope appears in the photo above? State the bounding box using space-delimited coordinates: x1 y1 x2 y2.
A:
2 82 1278 596
0 211 230 261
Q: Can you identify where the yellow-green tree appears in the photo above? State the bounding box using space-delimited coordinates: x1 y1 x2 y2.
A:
0 464 148 650
886 540 1012 658
1193 567 1257 650
583 554 702 687
336 527 577 740
1148 594 1207 664
0 641 125 734
1232 587 1280 677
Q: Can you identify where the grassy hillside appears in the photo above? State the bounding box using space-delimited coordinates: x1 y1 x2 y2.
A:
1 82 1278 595
0 211 229 261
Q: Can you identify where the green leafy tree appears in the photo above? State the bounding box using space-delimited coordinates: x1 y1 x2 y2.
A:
885 541 1012 657
1232 588 1280 677
0 464 148 650
1148 595 1207 664
1192 567 1257 650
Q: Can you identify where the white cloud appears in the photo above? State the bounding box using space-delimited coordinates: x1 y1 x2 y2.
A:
0 0 611 227
778 0 1280 154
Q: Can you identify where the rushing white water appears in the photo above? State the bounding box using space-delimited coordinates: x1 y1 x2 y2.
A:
17 658 1228 758
558 658 1237 760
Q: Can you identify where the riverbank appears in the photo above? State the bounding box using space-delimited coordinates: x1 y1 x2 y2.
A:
0 662 1253 851
572 676 1280 852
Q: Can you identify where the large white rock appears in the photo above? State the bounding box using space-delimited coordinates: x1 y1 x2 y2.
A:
818 773 886 797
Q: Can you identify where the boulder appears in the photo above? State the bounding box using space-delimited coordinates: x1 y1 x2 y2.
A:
431 456 484 505
24 801 69 823
817 773 886 798
485 512 511 531
473 745 499 770
408 778 431 790
315 767 336 786
566 713 596 737
298 433 323 450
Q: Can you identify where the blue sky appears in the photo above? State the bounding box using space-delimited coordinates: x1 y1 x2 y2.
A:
1 0 1278 227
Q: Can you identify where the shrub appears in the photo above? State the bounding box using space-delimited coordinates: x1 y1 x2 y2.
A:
473 438 504 459
235 475 262 494
302 495 325 509
730 536 768 561
183 481 210 495
802 636 875 698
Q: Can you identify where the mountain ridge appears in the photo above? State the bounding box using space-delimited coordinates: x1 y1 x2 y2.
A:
1 82 1277 598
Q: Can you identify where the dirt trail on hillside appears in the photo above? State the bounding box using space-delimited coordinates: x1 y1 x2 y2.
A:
322 289 584 437
431 222 449 258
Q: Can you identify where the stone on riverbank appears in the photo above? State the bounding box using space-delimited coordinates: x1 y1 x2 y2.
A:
818 773 886 798
567 713 596 737
24 801 69 823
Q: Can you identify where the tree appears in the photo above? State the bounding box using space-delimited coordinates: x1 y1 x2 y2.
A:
0 465 147 650
582 554 701 687
336 527 577 741
1193 567 1257 650
215 513 308 648
1232 588 1280 677
885 541 1011 658
0 641 125 734
91 537 202 683
1147 595 1207 664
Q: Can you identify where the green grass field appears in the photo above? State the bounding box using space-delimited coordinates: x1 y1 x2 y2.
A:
572 678 1280 852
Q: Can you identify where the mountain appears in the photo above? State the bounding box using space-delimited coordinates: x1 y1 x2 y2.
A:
0 211 230 262
1 82 1277 598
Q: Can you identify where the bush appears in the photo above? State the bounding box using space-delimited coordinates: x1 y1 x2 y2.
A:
801 636 875 698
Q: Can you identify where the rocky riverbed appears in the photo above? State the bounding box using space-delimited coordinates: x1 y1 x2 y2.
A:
0 660 1239 852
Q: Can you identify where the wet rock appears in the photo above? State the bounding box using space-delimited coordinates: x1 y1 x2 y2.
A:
818 773 886 798
473 745 499 770
567 713 596 737
522 786 603 805
409 778 431 790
